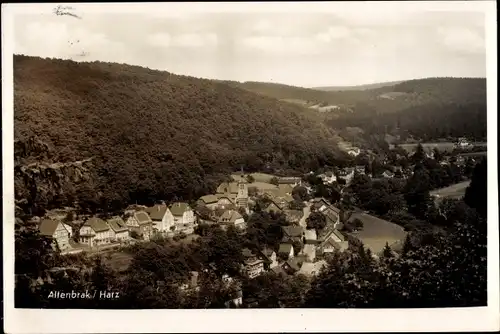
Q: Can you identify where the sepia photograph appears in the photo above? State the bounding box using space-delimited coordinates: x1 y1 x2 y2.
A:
2 1 499 333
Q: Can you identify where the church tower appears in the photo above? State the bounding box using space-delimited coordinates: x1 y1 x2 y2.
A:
236 181 248 209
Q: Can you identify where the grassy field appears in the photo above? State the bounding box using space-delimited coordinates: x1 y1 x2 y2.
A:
348 212 407 254
430 181 471 199
231 172 277 183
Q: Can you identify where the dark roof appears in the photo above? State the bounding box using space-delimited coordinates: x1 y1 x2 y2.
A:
135 211 152 225
84 217 110 232
199 195 219 204
218 210 243 224
107 217 128 232
261 248 275 258
278 243 293 254
147 204 169 221
170 202 191 217
265 202 284 212
332 229 346 241
242 248 255 258
282 225 304 237
271 266 286 276
304 229 317 241
323 209 340 223
216 182 239 194
285 259 300 272
39 219 65 237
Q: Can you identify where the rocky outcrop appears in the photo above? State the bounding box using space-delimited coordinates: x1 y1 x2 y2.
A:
14 136 52 164
14 158 95 210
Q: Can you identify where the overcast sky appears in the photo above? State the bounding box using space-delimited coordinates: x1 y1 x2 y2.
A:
11 3 488 87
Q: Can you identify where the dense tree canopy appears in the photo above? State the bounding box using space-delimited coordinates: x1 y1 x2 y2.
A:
14 55 347 214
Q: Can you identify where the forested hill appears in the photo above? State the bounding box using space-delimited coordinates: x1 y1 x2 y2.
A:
14 55 348 214
226 77 487 115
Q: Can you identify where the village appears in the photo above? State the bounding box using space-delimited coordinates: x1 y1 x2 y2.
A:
34 138 482 304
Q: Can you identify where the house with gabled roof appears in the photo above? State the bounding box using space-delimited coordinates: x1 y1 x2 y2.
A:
318 172 337 184
170 202 196 234
79 217 111 247
382 170 395 178
145 204 174 233
39 219 71 251
264 201 284 214
338 167 355 184
106 216 130 242
311 197 331 212
322 206 341 228
278 243 294 260
197 194 219 209
260 248 279 269
242 248 265 279
281 225 305 243
124 210 154 240
218 209 246 230
270 265 287 277
319 229 349 255
225 289 243 308
353 166 365 175
282 258 301 275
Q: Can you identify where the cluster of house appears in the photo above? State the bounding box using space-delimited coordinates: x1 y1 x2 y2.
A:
38 175 305 253
314 165 397 187
239 197 348 280
38 201 198 252
196 176 302 227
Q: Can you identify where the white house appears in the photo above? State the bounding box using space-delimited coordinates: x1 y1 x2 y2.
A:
62 223 73 237
197 195 219 210
39 219 71 251
146 204 174 233
124 211 154 240
312 198 331 212
382 170 395 178
261 248 279 268
318 172 337 184
79 217 112 247
225 290 243 308
304 229 318 244
106 216 130 242
338 167 355 184
320 230 348 254
348 148 361 157
170 202 196 234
